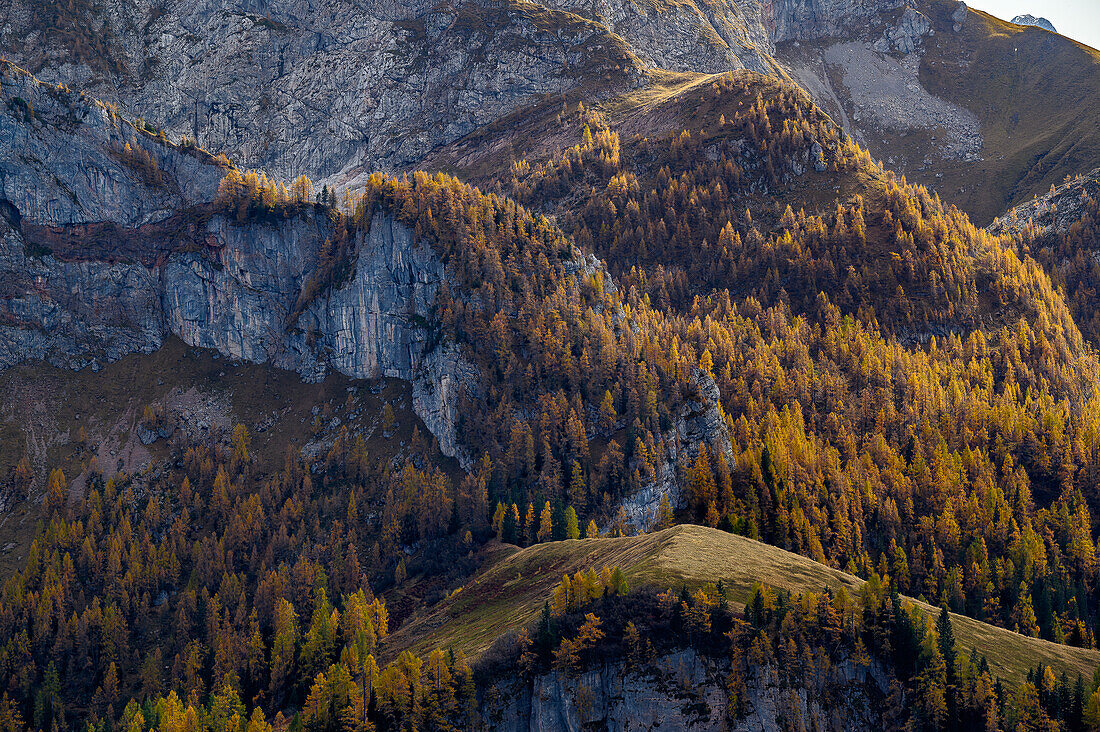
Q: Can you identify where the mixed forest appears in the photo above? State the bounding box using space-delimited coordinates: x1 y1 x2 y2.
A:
4 60 1100 731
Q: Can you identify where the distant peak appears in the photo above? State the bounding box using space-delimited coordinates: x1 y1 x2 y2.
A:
1011 14 1057 33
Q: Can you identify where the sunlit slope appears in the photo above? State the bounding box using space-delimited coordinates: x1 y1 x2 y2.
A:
387 525 1100 685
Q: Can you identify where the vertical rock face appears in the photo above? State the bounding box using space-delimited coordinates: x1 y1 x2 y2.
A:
618 370 734 531
0 63 223 227
302 215 445 380
0 63 476 458
769 0 906 42
484 649 890 731
0 207 474 458
537 0 778 74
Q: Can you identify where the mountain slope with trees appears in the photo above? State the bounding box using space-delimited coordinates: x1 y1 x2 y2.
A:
5 2 1100 730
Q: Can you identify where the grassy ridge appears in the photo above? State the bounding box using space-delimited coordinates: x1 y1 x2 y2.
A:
386 525 1100 684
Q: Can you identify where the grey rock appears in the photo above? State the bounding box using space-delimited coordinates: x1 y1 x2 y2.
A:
0 63 223 227
952 2 970 32
1011 14 1057 33
136 423 159 445
617 370 733 532
809 41 982 161
1 0 645 185
772 0 906 43
485 649 892 731
811 141 828 172
0 68 478 458
0 0 936 194
873 6 933 54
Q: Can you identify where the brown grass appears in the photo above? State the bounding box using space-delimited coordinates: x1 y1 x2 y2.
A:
384 525 1100 684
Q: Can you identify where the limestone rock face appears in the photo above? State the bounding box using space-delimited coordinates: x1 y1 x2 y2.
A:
484 649 891 731
538 0 777 74
0 62 477 458
771 0 907 42
0 63 222 227
0 208 475 458
1 0 644 183
618 370 734 532
873 5 934 54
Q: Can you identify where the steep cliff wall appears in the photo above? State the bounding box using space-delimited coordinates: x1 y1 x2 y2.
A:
618 369 734 531
0 62 222 227
484 649 891 731
0 61 476 458
0 207 473 458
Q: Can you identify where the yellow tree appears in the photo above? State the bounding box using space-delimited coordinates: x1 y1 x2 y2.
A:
537 501 553 542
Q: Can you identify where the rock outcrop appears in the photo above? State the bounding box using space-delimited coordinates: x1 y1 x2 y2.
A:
873 5 933 54
5 0 1099 228
538 0 778 74
484 649 891 731
0 62 222 226
618 370 734 531
1 0 644 183
990 168 1100 238
1011 14 1057 33
771 0 907 43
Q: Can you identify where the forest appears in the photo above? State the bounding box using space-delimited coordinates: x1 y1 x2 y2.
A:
4 62 1100 731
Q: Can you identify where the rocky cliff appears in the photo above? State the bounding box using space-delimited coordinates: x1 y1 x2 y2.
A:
0 60 476 458
618 369 734 532
0 205 475 457
484 648 891 731
1 0 644 183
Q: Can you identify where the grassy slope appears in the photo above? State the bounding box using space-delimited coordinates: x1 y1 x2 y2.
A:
386 525 1100 685
917 0 1100 224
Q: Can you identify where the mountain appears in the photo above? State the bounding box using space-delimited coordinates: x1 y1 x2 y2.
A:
1011 14 1057 33
6 0 1100 730
1 0 644 181
6 0 1100 224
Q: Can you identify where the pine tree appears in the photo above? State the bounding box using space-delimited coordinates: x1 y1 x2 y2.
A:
563 506 580 540
936 606 957 727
